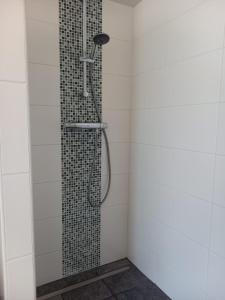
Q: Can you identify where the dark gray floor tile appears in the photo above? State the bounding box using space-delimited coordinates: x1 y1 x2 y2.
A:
48 296 63 300
62 280 112 300
103 266 154 295
117 288 145 300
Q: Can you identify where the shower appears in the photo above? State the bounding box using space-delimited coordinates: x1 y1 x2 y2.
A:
88 33 112 207
79 0 111 207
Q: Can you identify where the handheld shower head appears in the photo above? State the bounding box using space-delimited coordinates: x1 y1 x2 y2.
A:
93 33 110 46
90 33 110 59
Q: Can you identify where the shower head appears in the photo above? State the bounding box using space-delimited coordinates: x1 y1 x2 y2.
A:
90 33 110 59
93 33 110 46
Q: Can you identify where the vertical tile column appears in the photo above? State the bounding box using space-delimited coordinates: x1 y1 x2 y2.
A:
59 0 103 276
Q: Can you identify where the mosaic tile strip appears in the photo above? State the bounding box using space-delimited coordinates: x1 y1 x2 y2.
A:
59 0 102 276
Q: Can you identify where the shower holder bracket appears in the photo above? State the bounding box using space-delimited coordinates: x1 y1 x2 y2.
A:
80 57 95 64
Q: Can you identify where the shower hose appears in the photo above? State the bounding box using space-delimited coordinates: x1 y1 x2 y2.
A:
87 64 111 208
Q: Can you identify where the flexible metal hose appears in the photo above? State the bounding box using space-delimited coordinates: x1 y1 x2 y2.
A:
87 64 111 207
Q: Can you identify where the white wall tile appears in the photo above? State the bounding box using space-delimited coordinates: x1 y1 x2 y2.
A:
140 182 211 247
211 205 225 259
214 156 225 207
132 104 218 153
7 255 35 300
101 205 127 265
27 20 59 65
134 0 206 37
0 0 27 82
0 82 30 174
103 74 131 110
32 145 61 183
36 251 62 286
103 39 132 75
166 0 225 63
102 174 128 207
130 143 214 205
168 50 222 106
30 106 61 145
26 0 59 24
2 174 33 260
28 64 60 106
34 217 61 255
33 181 61 220
103 0 133 41
103 110 130 142
133 27 167 73
102 143 130 175
216 103 225 155
207 254 225 300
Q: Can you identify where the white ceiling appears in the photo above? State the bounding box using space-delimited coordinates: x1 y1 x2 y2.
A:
111 0 142 7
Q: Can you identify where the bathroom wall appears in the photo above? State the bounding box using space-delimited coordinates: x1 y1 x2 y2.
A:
101 0 133 265
26 0 132 286
25 0 62 286
0 0 36 299
129 0 225 299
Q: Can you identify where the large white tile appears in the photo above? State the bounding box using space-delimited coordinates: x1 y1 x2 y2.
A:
211 205 225 259
27 20 59 65
214 156 225 207
220 47 225 102
32 145 61 183
103 38 132 75
133 26 167 73
0 0 27 81
207 253 225 300
132 104 218 153
143 183 211 247
103 0 133 41
28 64 60 106
101 205 127 265
168 50 222 106
34 217 61 255
2 174 33 260
130 143 214 201
103 110 130 142
33 181 62 220
26 0 59 24
134 0 206 37
156 262 206 300
103 74 131 110
166 0 225 63
132 69 169 109
36 251 62 286
216 103 225 155
7 255 35 300
102 174 129 207
102 142 130 175
0 82 30 174
30 106 61 145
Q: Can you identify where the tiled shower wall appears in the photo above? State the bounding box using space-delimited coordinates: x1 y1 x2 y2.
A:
129 0 225 299
0 0 36 299
26 0 132 286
